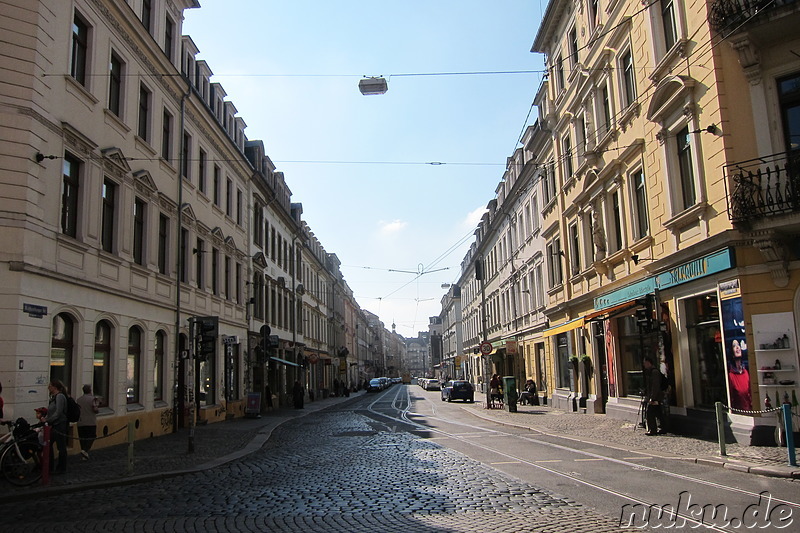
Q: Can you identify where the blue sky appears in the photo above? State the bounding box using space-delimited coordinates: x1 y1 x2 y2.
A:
183 1 545 336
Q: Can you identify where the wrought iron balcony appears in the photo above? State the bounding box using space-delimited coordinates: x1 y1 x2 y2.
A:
710 0 797 37
727 151 800 224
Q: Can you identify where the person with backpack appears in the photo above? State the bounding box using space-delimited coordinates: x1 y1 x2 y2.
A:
38 379 69 474
76 384 99 460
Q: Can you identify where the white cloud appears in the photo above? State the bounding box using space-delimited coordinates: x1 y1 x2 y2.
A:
463 206 487 228
379 219 408 234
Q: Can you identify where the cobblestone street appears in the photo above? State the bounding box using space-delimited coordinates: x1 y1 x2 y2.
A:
0 401 627 532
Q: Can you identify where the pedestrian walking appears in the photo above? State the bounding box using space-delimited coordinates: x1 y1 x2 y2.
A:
39 379 69 474
642 357 666 436
76 384 99 460
264 384 273 411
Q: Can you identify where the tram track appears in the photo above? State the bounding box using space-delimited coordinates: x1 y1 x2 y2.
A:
362 385 800 532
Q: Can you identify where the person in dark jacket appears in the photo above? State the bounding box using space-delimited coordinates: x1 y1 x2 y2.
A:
642 357 666 436
292 381 304 409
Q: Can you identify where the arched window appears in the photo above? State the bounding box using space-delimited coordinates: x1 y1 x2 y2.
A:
94 321 112 407
154 330 166 402
127 326 142 404
51 313 75 392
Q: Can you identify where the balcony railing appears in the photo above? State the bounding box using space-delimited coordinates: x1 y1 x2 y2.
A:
726 151 800 224
709 0 797 37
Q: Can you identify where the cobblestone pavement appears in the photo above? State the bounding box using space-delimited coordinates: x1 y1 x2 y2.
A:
1 396 629 532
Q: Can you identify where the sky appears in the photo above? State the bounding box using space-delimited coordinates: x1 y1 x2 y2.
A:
183 1 546 337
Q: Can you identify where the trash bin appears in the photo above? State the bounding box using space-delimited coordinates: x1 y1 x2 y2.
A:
503 376 518 413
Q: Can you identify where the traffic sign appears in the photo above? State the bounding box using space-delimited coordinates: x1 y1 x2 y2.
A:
479 341 492 355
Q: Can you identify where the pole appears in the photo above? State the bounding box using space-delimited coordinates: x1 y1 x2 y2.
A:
188 317 195 454
715 401 727 457
782 403 797 466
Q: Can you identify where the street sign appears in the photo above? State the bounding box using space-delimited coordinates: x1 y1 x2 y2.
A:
480 341 492 355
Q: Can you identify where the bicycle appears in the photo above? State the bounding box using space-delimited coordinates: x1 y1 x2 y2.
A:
0 418 44 486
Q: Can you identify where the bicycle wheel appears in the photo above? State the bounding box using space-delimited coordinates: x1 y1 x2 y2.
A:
1 440 42 486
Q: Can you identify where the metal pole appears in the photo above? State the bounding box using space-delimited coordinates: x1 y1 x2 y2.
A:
782 403 797 466
715 401 727 457
188 317 195 454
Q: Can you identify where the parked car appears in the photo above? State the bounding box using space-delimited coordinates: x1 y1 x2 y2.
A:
441 380 474 402
423 378 441 391
367 378 383 392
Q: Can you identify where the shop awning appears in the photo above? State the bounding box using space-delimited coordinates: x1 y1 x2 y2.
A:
584 300 640 321
270 356 300 367
542 317 585 337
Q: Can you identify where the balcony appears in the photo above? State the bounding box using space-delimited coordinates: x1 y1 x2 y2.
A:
710 0 799 38
726 151 800 225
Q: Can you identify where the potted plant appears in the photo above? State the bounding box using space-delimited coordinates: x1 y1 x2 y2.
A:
569 356 580 372
581 354 593 377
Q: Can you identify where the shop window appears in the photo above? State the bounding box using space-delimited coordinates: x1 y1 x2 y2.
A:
51 313 75 393
199 355 215 407
616 315 659 397
154 330 165 402
127 326 142 405
93 320 111 407
556 332 571 389
685 293 725 408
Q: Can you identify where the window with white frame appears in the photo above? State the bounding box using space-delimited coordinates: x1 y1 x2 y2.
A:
569 27 579 67
631 169 649 240
546 238 563 288
562 135 573 179
620 49 637 109
108 51 124 117
675 126 697 210
599 84 612 137
568 221 581 275
70 11 90 87
608 189 624 253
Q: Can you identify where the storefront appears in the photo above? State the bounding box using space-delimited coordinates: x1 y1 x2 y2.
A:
595 248 738 435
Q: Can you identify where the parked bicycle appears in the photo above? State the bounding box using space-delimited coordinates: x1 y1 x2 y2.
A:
0 418 44 486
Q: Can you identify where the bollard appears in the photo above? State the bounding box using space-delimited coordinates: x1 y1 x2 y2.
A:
126 421 135 475
781 403 797 467
41 424 51 485
715 402 727 457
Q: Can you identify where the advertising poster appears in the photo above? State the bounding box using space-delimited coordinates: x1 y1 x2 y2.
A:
718 279 752 411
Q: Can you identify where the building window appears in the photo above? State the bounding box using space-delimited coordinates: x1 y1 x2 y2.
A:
632 169 649 240
562 136 573 179
133 198 146 266
127 326 142 405
101 178 116 253
93 320 111 407
180 227 188 283
198 149 207 194
236 263 242 304
600 85 611 137
226 178 233 216
225 256 231 299
676 126 697 210
138 84 151 141
555 54 565 92
195 238 205 289
213 166 221 206
778 72 800 152
51 313 75 394
164 15 174 61
108 51 124 117
254 203 263 248
610 190 623 253
661 0 678 52
236 189 243 225
70 12 89 86
621 50 636 108
684 293 725 408
61 153 80 238
556 332 571 389
569 27 579 67
547 238 563 288
568 222 581 275
212 248 219 295
161 109 172 161
154 330 165 402
182 131 191 180
199 353 215 407
158 213 169 275
141 0 153 33
615 315 658 397
588 0 599 32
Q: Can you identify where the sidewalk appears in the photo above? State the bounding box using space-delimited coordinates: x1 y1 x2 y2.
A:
461 398 800 479
0 393 361 502
1 390 797 502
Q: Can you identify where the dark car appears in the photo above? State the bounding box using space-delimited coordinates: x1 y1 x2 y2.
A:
367 378 383 392
441 380 474 402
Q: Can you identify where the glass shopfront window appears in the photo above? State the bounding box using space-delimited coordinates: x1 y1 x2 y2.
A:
616 315 659 397
556 333 571 389
685 293 725 408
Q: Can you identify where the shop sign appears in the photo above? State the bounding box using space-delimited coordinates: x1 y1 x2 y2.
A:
505 340 518 354
593 248 735 310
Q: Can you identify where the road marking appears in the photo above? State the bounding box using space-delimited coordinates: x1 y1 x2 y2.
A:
623 456 653 460
534 459 562 463
574 458 603 462
490 461 521 465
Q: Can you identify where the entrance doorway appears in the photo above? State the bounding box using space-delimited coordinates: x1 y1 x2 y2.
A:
685 293 725 408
